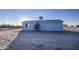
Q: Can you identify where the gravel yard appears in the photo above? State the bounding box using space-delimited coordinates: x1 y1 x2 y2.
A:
3 28 79 50
0 28 79 50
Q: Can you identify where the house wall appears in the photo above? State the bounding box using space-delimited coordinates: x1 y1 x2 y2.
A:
22 21 63 31
40 22 63 31
22 22 36 31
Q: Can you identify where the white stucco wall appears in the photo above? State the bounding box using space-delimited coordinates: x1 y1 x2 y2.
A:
40 22 63 31
22 21 63 31
22 22 36 31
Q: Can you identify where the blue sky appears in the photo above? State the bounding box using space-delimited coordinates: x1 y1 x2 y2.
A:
0 9 79 25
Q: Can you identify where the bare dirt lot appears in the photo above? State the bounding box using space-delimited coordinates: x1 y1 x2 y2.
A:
0 28 20 50
0 27 79 50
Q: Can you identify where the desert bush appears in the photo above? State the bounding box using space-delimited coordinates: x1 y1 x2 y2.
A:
71 25 74 28
76 25 79 28
0 24 22 29
64 24 68 27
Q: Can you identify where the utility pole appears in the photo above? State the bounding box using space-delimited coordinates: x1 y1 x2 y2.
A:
2 15 4 25
3 20 4 25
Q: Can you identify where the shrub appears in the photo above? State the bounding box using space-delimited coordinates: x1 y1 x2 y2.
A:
76 25 79 28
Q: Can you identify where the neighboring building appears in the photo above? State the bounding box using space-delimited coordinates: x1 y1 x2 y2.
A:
22 16 64 31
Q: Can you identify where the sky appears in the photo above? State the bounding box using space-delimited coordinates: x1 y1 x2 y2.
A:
0 9 79 25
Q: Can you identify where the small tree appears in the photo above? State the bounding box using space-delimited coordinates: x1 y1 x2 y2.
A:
34 22 40 31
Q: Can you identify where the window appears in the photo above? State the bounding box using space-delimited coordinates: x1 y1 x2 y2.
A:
26 24 28 27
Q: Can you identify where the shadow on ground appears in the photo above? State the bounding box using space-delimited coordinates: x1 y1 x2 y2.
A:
5 30 79 50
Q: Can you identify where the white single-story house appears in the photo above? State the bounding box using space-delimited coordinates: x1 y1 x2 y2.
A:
22 16 64 31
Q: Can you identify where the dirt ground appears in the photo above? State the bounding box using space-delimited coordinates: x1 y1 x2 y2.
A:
0 29 20 50
0 27 79 50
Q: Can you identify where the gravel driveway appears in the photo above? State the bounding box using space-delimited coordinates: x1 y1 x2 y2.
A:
5 30 79 50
